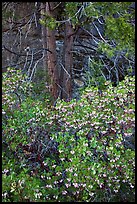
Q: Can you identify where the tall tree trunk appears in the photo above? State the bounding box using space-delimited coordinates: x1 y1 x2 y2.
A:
61 20 74 100
46 2 59 100
41 3 47 73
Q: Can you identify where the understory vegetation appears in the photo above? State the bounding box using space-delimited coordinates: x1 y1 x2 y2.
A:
2 68 135 202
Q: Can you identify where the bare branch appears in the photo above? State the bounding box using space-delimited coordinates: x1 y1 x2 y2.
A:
27 50 34 77
60 63 71 78
92 21 110 44
55 4 84 25
52 2 62 11
97 17 105 25
3 45 52 57
25 16 34 39
55 82 69 96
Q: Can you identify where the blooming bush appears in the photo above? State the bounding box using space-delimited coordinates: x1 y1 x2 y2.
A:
2 68 135 202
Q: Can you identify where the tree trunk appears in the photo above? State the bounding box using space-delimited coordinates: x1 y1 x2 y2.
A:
46 2 59 100
41 3 47 73
61 20 74 100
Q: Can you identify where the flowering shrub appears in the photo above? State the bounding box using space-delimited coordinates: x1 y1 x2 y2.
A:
2 68 135 202
43 76 135 201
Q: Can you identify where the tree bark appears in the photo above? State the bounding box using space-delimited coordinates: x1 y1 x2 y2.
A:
61 20 74 100
41 3 47 73
46 2 59 100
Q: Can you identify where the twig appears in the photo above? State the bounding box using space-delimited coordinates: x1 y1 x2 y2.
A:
23 49 29 71
27 50 34 77
60 63 71 78
52 2 62 11
29 53 45 81
25 16 34 39
3 45 52 57
55 82 69 96
92 21 110 45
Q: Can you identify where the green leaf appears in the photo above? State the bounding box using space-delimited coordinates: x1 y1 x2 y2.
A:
91 138 97 148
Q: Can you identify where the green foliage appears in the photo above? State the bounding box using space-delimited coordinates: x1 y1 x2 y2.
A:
84 2 100 18
2 67 33 112
2 68 51 148
85 59 108 91
32 68 52 102
65 2 81 27
2 67 135 202
2 166 43 202
40 14 58 30
97 42 115 59
85 2 135 58
105 16 134 52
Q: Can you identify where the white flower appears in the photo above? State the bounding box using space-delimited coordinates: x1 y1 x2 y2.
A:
99 183 103 188
48 121 52 125
73 183 79 188
56 172 62 176
53 195 58 199
84 143 88 147
87 151 91 156
43 162 48 166
130 184 134 188
46 184 52 188
35 192 42 199
67 178 71 182
70 150 75 154
62 190 67 195
2 169 9 174
89 185 93 189
65 183 70 188
62 108 66 112
59 150 63 153
18 179 25 187
68 168 73 172
89 192 94 196
2 192 8 198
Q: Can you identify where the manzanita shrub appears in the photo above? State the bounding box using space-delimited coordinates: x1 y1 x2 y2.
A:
2 68 135 202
